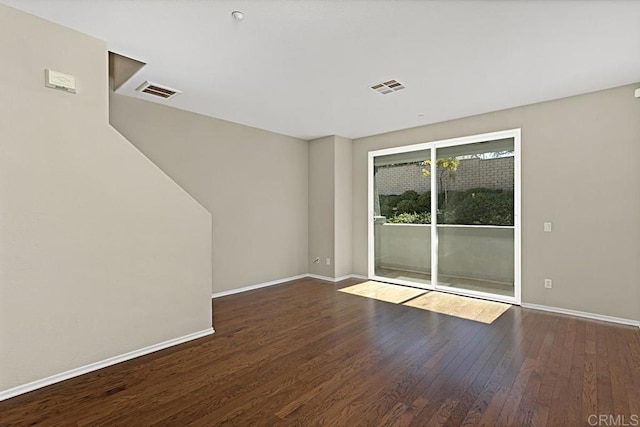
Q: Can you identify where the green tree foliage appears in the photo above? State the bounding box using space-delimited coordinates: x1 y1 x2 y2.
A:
421 157 460 177
422 157 460 208
379 188 513 226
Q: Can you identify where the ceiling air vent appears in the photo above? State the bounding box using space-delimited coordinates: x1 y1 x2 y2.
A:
135 81 181 99
370 79 406 95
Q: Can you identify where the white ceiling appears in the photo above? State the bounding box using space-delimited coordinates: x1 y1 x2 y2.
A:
3 0 640 140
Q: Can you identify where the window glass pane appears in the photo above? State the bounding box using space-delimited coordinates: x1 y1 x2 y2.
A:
373 149 431 284
436 138 515 297
436 138 514 225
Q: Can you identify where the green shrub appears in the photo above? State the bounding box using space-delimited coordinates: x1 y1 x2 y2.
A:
446 189 513 226
396 199 417 213
386 212 431 224
379 188 513 226
400 190 419 200
379 194 401 217
416 191 431 212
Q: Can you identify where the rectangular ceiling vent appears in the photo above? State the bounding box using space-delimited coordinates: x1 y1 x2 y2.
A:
370 79 406 95
135 81 181 99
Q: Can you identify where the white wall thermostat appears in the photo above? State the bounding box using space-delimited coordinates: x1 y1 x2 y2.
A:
44 69 76 93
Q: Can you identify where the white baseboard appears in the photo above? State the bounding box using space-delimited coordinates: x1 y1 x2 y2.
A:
307 274 340 282
307 274 367 283
0 327 214 402
521 303 639 328
211 274 308 298
212 273 369 298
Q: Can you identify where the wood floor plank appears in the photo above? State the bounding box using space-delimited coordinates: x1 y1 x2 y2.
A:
474 311 540 426
404 292 510 324
566 321 587 426
531 314 570 425
607 324 631 418
166 300 424 425
425 398 459 426
0 277 638 426
72 288 372 424
514 317 557 426
339 280 427 304
547 317 578 426
378 402 412 427
460 346 516 426
617 328 640 417
321 308 487 426
276 327 440 426
409 314 524 426
596 322 615 416
581 321 598 423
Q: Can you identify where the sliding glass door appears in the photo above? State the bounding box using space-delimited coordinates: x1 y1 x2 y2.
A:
368 129 520 304
434 138 516 299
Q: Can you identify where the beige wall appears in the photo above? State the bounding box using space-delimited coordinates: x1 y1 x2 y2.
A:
109 52 145 91
0 5 212 393
334 136 353 277
353 83 640 321
308 137 336 276
308 136 354 278
110 93 309 294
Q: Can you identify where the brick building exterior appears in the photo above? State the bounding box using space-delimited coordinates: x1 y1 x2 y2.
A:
375 156 514 195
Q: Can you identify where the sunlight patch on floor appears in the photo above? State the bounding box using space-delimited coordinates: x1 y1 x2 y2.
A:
403 292 510 324
339 281 426 304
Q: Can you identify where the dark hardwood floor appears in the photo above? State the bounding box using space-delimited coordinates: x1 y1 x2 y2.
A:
1 277 639 426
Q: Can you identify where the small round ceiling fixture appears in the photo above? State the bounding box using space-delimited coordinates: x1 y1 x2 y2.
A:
231 10 244 21
418 114 425 119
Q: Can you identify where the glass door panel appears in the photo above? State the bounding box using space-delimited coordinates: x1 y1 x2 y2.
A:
373 149 432 286
435 138 515 298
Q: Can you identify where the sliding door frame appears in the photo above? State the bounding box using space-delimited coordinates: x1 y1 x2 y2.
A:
367 128 521 305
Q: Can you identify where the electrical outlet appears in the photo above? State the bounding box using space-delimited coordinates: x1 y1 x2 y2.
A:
313 257 320 264
544 279 553 289
326 258 331 265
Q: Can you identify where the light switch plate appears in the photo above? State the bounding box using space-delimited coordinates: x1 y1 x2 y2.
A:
544 222 552 232
45 69 76 93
